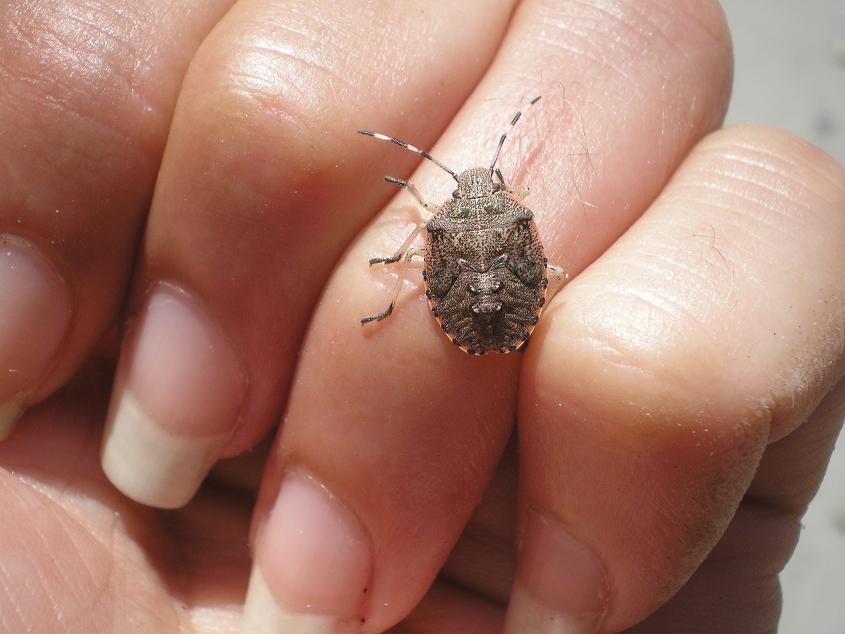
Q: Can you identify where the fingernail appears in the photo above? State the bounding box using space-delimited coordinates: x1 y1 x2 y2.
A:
243 473 371 633
504 511 608 634
101 285 246 508
0 236 72 439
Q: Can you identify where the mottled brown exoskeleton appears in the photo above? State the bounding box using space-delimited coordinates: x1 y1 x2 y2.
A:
359 96 564 355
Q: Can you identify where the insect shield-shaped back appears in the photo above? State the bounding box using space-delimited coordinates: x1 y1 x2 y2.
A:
359 96 552 355
424 186 548 354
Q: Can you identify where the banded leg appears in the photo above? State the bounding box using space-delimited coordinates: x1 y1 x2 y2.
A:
384 176 440 214
361 247 425 325
368 220 424 266
368 176 438 265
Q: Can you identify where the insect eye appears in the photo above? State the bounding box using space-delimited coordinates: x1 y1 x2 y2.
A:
452 189 460 198
468 284 479 294
491 280 502 292
491 182 501 192
492 254 509 267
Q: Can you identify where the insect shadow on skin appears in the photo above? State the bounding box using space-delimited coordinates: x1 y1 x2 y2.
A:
359 96 567 356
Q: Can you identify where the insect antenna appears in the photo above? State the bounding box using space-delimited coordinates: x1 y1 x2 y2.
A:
357 130 459 182
489 95 541 173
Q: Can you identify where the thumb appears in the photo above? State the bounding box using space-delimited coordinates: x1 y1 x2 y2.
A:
506 127 845 632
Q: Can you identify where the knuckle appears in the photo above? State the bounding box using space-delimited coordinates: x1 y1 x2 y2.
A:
181 18 357 154
530 287 773 439
165 18 362 229
1 1 168 150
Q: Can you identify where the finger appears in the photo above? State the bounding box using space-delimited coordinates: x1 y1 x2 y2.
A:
99 0 516 509
0 0 236 441
245 0 733 631
511 126 845 632
628 378 845 632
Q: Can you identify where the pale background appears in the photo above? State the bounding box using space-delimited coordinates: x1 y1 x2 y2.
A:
719 1 845 632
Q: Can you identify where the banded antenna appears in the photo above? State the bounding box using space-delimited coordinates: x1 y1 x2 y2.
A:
357 131 459 182
490 95 541 173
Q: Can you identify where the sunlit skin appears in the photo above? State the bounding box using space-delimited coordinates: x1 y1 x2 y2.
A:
1 1 844 633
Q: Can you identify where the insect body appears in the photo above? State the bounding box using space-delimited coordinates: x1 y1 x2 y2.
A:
360 96 562 355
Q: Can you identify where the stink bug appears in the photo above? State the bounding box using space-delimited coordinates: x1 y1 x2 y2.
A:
359 96 565 355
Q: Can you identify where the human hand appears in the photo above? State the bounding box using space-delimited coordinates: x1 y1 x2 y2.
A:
1 1 844 633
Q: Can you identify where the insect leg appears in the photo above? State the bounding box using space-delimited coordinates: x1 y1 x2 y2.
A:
544 263 568 304
368 221 424 266
507 184 530 201
495 168 509 189
361 248 425 325
384 176 439 214
367 176 437 265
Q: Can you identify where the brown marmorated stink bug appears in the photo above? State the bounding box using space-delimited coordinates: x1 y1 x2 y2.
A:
359 96 565 355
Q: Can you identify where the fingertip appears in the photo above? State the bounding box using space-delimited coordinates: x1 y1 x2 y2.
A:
100 286 246 508
244 472 371 631
242 566 362 634
504 582 601 634
100 389 230 508
503 510 607 634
